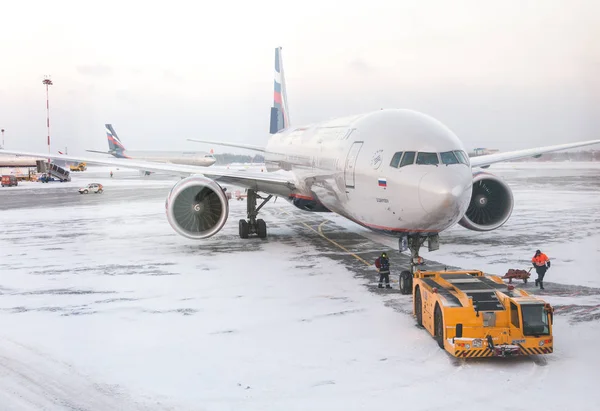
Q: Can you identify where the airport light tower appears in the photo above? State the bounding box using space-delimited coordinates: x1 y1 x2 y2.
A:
42 76 53 172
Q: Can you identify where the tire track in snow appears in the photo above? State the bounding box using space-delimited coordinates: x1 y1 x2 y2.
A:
0 336 180 411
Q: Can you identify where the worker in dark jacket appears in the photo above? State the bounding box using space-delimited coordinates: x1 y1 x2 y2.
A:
532 249 551 290
375 252 392 289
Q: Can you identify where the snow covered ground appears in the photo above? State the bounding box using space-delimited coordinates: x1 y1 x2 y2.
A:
1 163 599 410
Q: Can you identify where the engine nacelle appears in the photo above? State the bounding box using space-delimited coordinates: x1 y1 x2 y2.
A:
165 176 229 239
458 172 514 232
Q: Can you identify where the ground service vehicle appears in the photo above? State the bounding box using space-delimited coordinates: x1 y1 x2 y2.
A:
412 270 553 358
70 162 87 171
1 175 18 187
79 183 103 194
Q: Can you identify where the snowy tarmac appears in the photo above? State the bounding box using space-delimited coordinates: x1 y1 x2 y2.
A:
1 163 600 410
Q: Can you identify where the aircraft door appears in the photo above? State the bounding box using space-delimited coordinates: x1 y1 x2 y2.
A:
344 141 363 188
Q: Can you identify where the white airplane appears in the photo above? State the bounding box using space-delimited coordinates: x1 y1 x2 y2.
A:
3 47 600 291
86 124 217 167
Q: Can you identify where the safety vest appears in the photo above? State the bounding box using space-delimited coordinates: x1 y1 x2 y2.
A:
379 257 390 273
532 253 550 267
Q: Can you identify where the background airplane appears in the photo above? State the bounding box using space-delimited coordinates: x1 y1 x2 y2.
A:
86 124 217 167
3 47 600 280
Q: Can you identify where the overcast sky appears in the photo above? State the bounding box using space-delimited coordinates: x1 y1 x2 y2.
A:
1 0 598 154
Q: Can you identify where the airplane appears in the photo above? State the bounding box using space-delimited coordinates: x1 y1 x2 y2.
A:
3 46 600 290
86 124 217 167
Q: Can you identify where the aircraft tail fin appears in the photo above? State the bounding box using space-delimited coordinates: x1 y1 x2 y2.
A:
270 47 291 134
105 124 126 153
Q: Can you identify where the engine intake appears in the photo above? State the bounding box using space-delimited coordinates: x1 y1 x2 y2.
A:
165 176 229 239
458 172 514 232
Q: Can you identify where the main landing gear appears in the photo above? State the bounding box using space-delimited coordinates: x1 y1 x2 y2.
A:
398 234 440 295
238 189 273 239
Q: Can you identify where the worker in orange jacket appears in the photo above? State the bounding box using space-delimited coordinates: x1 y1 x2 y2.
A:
532 250 551 290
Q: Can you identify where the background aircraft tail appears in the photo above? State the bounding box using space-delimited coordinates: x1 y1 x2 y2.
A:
106 124 126 155
269 47 291 134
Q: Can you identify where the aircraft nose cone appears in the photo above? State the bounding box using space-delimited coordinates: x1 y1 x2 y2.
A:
419 170 471 217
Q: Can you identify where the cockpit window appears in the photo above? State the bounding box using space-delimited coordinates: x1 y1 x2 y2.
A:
389 152 403 168
440 151 459 165
453 150 469 165
416 152 439 165
399 151 416 167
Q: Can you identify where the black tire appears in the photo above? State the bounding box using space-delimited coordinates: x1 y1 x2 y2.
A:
414 286 423 326
523 278 528 284
399 271 412 295
257 219 267 238
434 304 444 349
239 219 249 239
84 190 88 194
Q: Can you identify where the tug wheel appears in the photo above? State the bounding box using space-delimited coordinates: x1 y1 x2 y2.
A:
414 286 423 326
434 304 444 349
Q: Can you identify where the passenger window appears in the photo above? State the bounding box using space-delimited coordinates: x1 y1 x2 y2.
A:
453 150 470 165
440 151 459 165
510 302 520 328
399 151 416 167
389 152 403 168
416 152 439 165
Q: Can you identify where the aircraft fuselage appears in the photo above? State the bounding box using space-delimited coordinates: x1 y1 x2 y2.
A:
264 109 473 236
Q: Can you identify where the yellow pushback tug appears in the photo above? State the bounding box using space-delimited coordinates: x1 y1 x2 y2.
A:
412 270 554 358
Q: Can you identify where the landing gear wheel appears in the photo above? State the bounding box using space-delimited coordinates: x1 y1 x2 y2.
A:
239 189 273 239
434 304 444 349
257 219 267 239
414 286 423 326
239 219 249 239
399 271 412 295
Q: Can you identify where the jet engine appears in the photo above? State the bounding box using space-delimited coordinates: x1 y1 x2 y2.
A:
458 172 514 232
165 176 229 239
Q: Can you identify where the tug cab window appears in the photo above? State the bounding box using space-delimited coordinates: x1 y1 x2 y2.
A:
522 304 550 336
510 302 520 328
399 151 416 167
416 152 439 165
389 152 403 168
453 150 470 165
440 151 460 165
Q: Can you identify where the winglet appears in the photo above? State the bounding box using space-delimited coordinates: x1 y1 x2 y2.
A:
270 47 290 134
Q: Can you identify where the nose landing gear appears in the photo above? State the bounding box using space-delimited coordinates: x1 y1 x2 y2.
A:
398 234 439 295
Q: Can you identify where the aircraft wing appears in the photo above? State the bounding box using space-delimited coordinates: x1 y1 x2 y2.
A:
86 150 113 155
187 139 266 152
0 149 297 197
470 139 600 168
